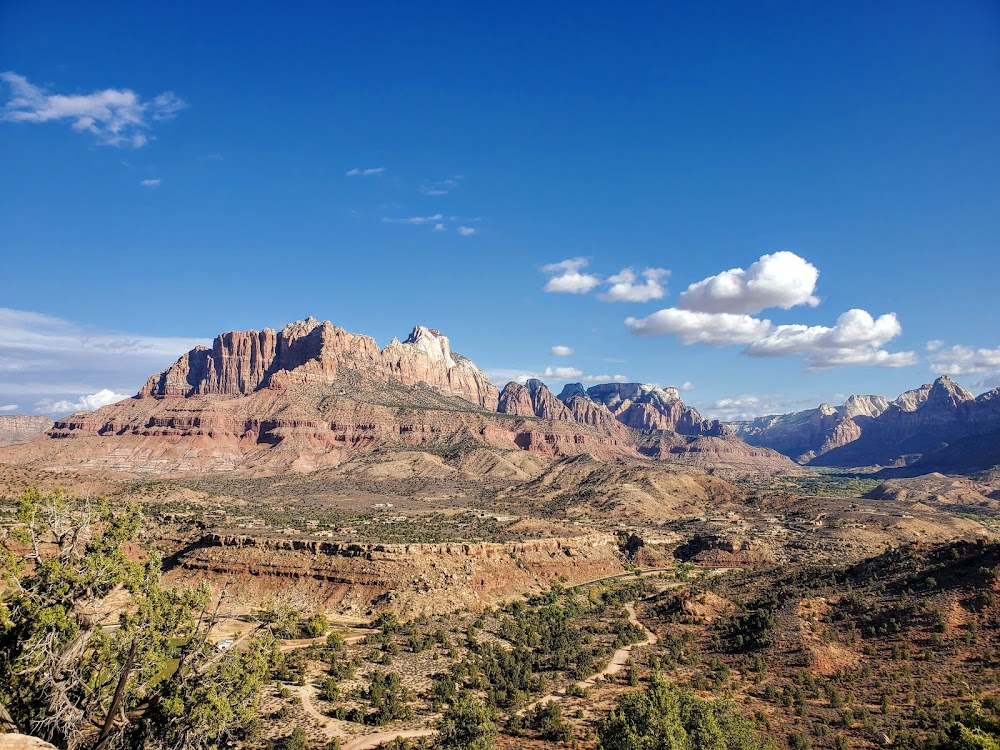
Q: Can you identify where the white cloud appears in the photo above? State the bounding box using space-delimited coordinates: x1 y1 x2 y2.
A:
542 258 602 294
346 167 384 176
928 344 1000 376
543 366 583 379
581 374 628 383
680 381 695 391
972 373 1000 390
678 251 820 315
628 304 915 369
550 345 574 357
420 177 460 195
0 307 208 416
140 178 161 187
926 339 945 352
1 71 184 148
745 309 916 369
627 308 772 345
700 394 817 421
0 404 17 412
34 388 129 417
382 213 444 225
433 223 446 231
457 226 477 236
486 366 627 387
599 267 669 303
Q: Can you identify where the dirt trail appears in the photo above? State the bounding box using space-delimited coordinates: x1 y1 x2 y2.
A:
341 729 437 750
290 681 437 750
520 600 656 713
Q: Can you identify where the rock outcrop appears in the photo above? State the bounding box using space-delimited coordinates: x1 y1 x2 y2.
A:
142 319 498 409
166 530 626 616
558 382 725 436
497 380 630 436
732 376 1000 471
816 376 997 468
0 319 796 476
0 415 53 447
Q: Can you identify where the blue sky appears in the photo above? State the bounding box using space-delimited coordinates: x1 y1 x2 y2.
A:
2 1 999 419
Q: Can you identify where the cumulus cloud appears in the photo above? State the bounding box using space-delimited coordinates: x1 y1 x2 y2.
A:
582 374 628 383
34 388 129 416
0 404 17 412
542 258 602 294
0 307 208 417
543 366 583 378
700 394 818 421
140 178 160 187
628 304 914 369
928 344 1000 376
382 213 444 225
745 309 916 369
626 309 772 346
550 345 573 357
599 267 669 303
346 167 384 176
926 339 945 352
457 226 477 236
678 251 819 315
680 381 695 391
1 71 184 148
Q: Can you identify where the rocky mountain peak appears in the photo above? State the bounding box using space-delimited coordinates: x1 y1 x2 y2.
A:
402 325 457 368
893 383 933 412
926 375 975 408
557 383 590 402
141 319 498 408
840 395 890 419
524 378 547 393
281 316 322 338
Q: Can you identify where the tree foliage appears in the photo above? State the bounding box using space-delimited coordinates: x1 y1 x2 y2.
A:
0 488 277 749
436 692 496 750
597 671 774 750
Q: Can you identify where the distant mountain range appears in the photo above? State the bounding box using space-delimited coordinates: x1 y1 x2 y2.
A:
730 376 1000 473
0 318 792 476
3 317 997 478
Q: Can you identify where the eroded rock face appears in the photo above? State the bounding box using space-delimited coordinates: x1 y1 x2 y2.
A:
167 531 626 616
816 376 996 468
560 382 725 436
732 377 1000 470
142 319 498 409
0 415 53 447
1 319 795 476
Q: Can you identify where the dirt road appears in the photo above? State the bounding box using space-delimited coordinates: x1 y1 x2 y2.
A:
520 600 656 713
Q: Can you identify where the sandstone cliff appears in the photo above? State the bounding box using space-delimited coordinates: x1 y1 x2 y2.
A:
142 319 498 409
166 530 626 616
0 415 53 447
815 376 998 468
731 376 1000 471
0 319 796 476
558 382 725 436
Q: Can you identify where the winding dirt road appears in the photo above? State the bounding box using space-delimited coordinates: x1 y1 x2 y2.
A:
520 600 656 714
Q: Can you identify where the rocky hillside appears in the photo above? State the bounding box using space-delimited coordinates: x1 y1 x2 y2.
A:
563 382 725 436
731 376 1000 470
142 318 498 409
0 318 794 476
0 415 53 447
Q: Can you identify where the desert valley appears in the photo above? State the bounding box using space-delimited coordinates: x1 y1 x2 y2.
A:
2 318 998 750
4 5 998 749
